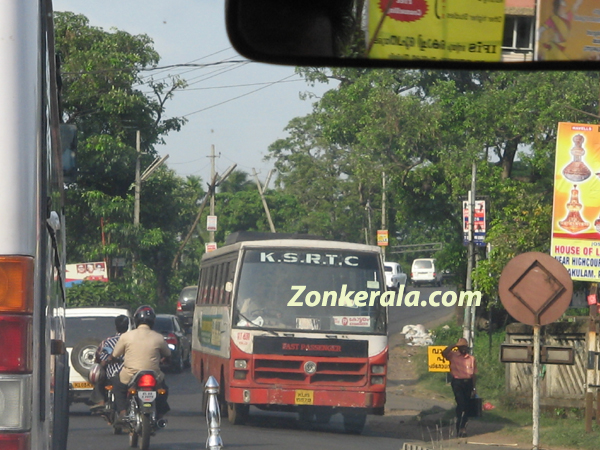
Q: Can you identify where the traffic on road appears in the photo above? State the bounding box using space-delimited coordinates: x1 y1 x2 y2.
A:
67 285 456 450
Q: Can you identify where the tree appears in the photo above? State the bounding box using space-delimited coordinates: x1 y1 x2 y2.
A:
55 12 195 306
269 68 600 300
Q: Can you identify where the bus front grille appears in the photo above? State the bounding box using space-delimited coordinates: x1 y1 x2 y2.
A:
253 357 368 386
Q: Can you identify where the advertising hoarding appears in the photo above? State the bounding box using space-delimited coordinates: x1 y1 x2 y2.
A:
368 0 505 62
551 122 600 282
65 261 108 287
536 0 600 61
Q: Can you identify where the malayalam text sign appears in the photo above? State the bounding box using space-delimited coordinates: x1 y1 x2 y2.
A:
377 229 389 246
428 345 450 372
537 0 600 61
368 0 505 62
551 122 600 282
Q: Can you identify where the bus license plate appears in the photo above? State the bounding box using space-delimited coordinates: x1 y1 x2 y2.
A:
72 382 93 389
138 391 157 402
295 390 313 405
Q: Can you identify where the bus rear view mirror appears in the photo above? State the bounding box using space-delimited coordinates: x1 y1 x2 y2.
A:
225 0 600 71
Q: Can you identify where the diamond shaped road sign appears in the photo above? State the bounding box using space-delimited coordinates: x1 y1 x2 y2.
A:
498 252 573 326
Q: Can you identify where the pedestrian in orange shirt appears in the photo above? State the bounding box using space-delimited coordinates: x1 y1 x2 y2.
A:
442 338 477 438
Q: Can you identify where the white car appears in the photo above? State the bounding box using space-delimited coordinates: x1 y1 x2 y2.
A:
65 307 131 404
384 262 407 291
410 258 443 287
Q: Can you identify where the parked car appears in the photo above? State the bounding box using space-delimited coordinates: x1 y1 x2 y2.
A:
384 261 407 291
410 258 443 287
65 307 131 404
154 314 192 373
176 285 197 331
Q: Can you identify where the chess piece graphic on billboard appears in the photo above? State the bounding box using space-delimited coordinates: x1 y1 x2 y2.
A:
562 134 591 182
559 184 589 233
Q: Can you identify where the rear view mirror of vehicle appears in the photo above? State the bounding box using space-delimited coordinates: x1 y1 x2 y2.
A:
225 0 600 70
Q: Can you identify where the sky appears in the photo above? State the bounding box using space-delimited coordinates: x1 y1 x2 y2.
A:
53 0 332 185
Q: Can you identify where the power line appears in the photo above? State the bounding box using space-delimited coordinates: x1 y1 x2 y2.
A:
138 47 234 82
181 79 303 91
61 60 249 76
140 54 242 86
182 73 299 118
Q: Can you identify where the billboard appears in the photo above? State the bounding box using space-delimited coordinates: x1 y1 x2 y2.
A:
368 0 505 62
551 122 600 282
537 0 600 61
65 261 109 287
463 200 486 246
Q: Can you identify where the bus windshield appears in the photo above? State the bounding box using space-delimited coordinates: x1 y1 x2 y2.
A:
233 248 386 334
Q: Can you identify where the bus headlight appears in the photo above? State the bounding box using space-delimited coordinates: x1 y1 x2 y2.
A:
234 360 247 369
371 376 384 385
371 365 385 374
0 375 31 430
233 370 247 380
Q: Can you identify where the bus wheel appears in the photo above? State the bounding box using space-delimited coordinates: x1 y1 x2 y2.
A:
342 412 366 434
227 403 249 425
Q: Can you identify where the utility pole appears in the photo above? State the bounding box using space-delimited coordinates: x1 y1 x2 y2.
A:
463 162 476 346
365 200 372 245
382 172 386 261
208 145 219 243
133 130 169 226
134 131 141 226
252 168 276 233
171 164 236 270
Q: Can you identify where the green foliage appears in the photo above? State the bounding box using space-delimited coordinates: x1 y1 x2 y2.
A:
55 12 199 306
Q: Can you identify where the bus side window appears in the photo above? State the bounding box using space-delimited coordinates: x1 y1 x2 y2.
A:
214 264 223 304
207 265 215 304
212 264 221 305
217 263 226 304
197 269 205 305
222 262 231 305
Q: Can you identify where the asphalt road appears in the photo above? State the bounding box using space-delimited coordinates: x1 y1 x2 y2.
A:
67 285 458 450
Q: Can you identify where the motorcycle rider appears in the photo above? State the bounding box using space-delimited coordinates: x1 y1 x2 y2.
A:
89 314 130 412
110 305 171 421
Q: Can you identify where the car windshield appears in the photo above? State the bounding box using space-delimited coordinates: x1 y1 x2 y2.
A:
384 266 392 272
65 316 119 347
414 260 433 269
233 248 386 334
180 287 198 302
153 317 174 333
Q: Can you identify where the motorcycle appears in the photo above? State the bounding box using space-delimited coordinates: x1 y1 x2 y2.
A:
104 370 167 449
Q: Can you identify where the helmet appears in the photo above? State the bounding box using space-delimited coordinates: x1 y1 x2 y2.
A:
88 363 105 385
134 305 156 328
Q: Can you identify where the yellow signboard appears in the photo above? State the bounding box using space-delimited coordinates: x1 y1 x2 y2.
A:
377 229 389 246
368 0 505 62
428 345 450 372
537 0 600 61
551 123 600 282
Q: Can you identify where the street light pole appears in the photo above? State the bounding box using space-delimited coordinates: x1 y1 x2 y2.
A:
134 131 141 226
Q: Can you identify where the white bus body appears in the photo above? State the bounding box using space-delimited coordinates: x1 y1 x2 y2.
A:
0 1 69 449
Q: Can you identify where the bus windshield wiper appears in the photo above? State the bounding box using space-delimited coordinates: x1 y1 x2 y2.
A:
237 311 279 336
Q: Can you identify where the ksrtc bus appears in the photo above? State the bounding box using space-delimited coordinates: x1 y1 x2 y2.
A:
191 233 387 434
0 1 70 449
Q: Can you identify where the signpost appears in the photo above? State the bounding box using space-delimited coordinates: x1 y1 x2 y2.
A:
427 346 450 372
498 252 573 450
377 230 388 247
